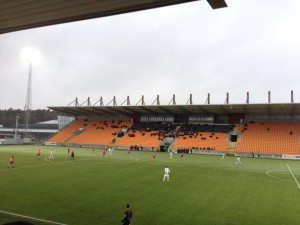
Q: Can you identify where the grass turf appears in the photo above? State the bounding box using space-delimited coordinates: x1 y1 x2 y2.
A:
0 145 299 225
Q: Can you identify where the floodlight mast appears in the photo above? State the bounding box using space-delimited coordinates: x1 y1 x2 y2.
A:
24 61 32 138
14 115 20 139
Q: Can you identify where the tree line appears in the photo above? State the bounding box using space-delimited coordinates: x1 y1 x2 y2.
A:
0 108 58 127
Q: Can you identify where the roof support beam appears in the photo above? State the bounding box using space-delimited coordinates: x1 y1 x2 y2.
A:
246 92 249 104
225 92 229 104
152 95 160 106
207 0 227 9
168 94 176 105
136 95 145 105
186 94 193 105
205 93 210 104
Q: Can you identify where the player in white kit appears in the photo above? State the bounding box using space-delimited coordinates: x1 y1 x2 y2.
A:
236 156 242 164
49 150 54 160
221 152 225 159
163 166 170 182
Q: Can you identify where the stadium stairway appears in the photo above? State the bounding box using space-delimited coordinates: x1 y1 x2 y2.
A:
63 128 86 146
64 128 85 145
66 124 92 145
166 125 183 151
167 137 177 151
226 124 242 155
47 119 90 144
46 120 76 142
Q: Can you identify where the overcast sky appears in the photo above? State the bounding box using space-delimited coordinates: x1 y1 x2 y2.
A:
1 0 300 110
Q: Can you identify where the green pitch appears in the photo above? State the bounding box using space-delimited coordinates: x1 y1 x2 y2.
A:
0 145 299 225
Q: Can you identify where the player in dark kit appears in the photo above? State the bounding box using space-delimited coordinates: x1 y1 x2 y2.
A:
121 204 132 225
70 151 75 160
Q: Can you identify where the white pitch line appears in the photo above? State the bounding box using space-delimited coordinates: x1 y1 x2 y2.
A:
0 210 67 225
287 164 300 189
0 158 94 173
0 162 63 173
265 170 294 182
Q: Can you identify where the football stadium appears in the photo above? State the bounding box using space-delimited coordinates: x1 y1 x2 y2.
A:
1 1 300 225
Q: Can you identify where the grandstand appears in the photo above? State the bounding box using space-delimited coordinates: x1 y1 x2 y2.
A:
236 123 300 155
5 0 299 160
47 96 300 159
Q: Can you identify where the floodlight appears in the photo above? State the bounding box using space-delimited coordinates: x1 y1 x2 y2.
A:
21 46 41 65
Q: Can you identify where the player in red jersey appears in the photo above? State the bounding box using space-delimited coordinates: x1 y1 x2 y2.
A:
92 146 95 155
8 156 14 169
127 147 131 156
152 152 156 160
102 148 106 157
180 152 184 158
67 148 70 156
37 149 41 160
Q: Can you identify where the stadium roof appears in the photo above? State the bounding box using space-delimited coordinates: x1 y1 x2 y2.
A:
0 0 227 34
48 103 300 116
36 120 58 125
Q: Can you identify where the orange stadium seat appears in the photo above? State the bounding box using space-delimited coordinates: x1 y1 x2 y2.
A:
173 132 228 151
47 120 90 143
68 120 131 145
236 123 300 155
115 130 162 148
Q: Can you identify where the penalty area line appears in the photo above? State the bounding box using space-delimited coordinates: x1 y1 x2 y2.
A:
286 164 300 189
0 209 67 225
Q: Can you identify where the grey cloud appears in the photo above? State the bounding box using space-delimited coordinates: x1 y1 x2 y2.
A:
1 0 300 109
